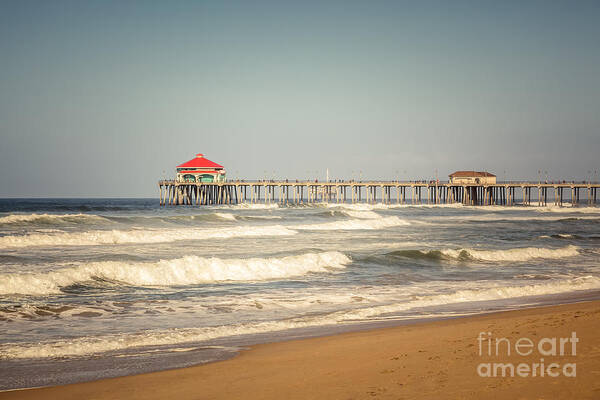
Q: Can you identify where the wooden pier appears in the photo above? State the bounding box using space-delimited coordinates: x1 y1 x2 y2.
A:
158 180 599 207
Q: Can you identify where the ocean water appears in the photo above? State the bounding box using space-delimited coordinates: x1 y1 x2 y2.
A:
0 198 599 389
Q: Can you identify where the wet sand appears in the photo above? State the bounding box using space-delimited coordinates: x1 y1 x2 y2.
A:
2 300 599 400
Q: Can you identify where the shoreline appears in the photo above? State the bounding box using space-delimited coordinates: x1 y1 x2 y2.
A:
2 300 599 399
2 290 599 391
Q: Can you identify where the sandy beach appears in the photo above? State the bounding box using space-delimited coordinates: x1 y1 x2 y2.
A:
3 0 600 397
2 300 598 400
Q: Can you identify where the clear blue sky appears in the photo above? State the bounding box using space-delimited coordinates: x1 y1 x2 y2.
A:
1 0 599 197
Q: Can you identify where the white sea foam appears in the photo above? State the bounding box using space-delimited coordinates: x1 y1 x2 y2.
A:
214 212 237 221
293 216 409 231
3 275 598 359
424 213 600 223
325 202 464 211
326 203 386 211
232 203 280 209
341 210 382 219
0 304 112 322
338 275 600 321
0 251 350 295
243 215 282 220
0 225 297 249
0 213 108 225
440 245 580 262
535 206 600 214
538 233 580 240
392 203 466 209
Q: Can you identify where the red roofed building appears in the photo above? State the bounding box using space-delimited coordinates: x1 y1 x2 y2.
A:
176 154 226 183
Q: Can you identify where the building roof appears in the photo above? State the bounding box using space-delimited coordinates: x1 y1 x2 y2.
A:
178 170 222 174
177 154 224 169
449 171 496 177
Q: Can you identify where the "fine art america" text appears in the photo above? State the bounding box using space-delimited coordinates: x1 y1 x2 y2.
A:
476 331 578 378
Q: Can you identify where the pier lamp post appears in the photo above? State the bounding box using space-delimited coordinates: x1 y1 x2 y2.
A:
404 170 407 183
545 170 548 184
359 170 362 182
595 170 598 184
588 170 592 184
503 169 506 184
538 170 541 185
396 170 399 183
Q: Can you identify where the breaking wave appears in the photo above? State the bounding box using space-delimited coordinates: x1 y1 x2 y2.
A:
340 210 382 219
325 203 464 210
535 206 600 214
317 209 382 219
2 275 598 359
0 225 297 249
239 215 282 220
213 213 282 221
0 251 351 295
213 212 237 221
107 213 282 224
538 233 584 240
231 203 280 210
423 214 600 223
443 245 581 261
552 233 578 239
388 245 581 262
293 216 410 231
386 249 449 261
0 213 109 225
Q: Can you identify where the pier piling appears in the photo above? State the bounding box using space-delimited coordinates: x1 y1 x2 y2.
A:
158 180 599 207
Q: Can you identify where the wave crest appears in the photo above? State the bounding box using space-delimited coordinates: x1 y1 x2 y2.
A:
535 206 600 214
341 210 382 219
0 251 351 295
0 213 108 225
0 225 297 249
444 245 580 262
388 245 581 262
294 216 409 231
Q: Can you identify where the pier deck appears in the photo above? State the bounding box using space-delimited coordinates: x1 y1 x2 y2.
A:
158 180 599 207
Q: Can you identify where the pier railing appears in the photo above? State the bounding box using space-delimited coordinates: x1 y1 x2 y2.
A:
158 180 599 207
